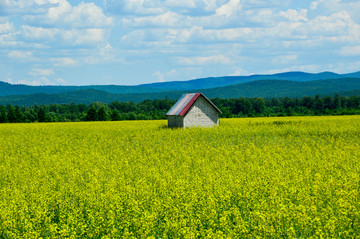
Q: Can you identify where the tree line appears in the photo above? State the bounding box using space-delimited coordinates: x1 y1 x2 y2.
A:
0 95 359 123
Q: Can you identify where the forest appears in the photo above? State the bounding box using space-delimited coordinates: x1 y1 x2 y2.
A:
0 95 359 123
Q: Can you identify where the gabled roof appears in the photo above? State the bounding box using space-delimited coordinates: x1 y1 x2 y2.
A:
166 93 222 116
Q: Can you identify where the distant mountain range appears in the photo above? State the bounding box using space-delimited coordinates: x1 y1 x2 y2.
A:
1 71 360 106
140 71 360 91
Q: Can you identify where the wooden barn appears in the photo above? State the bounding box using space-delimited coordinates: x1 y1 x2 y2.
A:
166 93 222 128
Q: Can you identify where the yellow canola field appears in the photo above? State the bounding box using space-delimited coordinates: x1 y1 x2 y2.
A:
0 116 359 238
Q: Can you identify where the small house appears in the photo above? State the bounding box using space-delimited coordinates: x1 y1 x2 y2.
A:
166 93 222 128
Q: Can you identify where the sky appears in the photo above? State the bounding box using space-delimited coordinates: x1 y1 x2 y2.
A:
0 0 360 86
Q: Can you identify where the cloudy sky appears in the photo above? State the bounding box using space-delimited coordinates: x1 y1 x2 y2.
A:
0 0 360 86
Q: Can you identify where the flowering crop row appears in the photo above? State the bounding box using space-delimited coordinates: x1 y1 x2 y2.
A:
0 116 359 238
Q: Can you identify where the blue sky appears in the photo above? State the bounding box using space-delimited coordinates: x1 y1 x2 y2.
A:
0 0 360 86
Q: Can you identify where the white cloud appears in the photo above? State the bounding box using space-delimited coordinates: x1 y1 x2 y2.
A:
179 55 230 65
99 43 114 60
165 0 197 9
228 68 249 76
40 76 51 85
17 79 42 86
215 0 242 17
21 25 57 41
0 32 18 47
267 64 322 74
294 11 357 39
345 1 360 23
121 27 252 47
117 0 360 75
118 1 283 29
244 9 277 26
249 10 360 46
120 30 147 46
81 43 124 65
123 11 183 27
55 77 67 84
8 50 33 59
0 0 52 15
21 25 107 46
105 0 164 15
271 54 298 65
0 18 18 46
0 20 15 34
154 71 165 82
3 0 113 28
32 1 114 28
175 26 254 43
164 0 228 15
106 0 230 16
309 0 360 23
13 74 66 86
340 46 360 56
340 61 360 73
154 69 177 82
2 1 112 49
21 68 58 85
280 9 308 22
4 77 13 84
310 0 324 10
73 29 106 45
242 0 290 9
29 68 54 76
51 57 78 67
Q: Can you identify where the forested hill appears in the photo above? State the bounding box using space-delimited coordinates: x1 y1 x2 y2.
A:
1 78 360 106
202 78 360 99
0 81 163 97
1 71 360 97
139 71 360 91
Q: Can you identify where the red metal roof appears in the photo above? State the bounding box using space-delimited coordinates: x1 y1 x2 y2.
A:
166 93 222 116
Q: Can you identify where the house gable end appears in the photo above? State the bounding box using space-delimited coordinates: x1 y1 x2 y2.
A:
183 96 219 127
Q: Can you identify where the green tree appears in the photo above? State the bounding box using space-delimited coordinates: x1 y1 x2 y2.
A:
323 96 334 110
253 98 266 114
98 107 109 121
38 108 46 122
15 106 24 123
282 97 294 109
7 104 16 123
24 108 37 123
334 95 341 109
0 106 7 123
301 96 313 109
85 107 98 121
313 95 324 113
111 110 121 121
269 98 280 107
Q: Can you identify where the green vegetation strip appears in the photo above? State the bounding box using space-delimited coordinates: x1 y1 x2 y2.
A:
1 95 360 123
